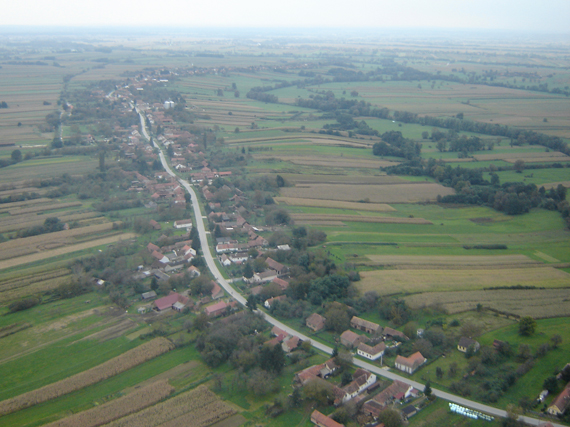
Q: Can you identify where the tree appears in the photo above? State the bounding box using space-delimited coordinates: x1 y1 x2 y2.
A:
518 316 536 336
234 90 240 98
551 334 563 349
324 306 350 334
513 159 525 173
243 263 254 279
519 396 533 413
421 131 429 139
246 294 257 311
11 149 22 163
289 386 302 407
424 380 432 397
341 370 352 386
436 366 443 379
234 127 240 133
543 376 558 393
303 378 333 406
379 408 402 427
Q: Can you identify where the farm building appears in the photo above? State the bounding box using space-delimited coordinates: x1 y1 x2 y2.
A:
295 359 339 385
147 242 160 253
362 379 412 419
548 382 570 415
282 335 300 353
340 330 369 348
357 342 386 361
264 295 286 309
457 337 480 353
383 326 409 341
265 257 288 275
173 219 192 229
153 292 189 311
394 352 426 374
211 282 224 300
271 277 289 291
149 220 161 230
333 368 376 406
141 291 157 300
310 410 344 427
306 313 326 332
204 301 229 317
350 316 382 334
252 269 278 284
187 265 201 278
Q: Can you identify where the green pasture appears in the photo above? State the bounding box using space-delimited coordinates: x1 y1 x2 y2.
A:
484 167 570 186
0 156 98 180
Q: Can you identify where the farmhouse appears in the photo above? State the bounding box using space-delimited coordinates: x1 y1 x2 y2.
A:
383 326 409 341
205 301 229 317
333 369 376 406
141 291 157 300
295 359 339 385
265 257 288 275
357 342 386 361
310 410 344 427
271 277 289 291
173 219 193 229
350 316 382 334
153 292 189 311
306 313 326 332
340 330 369 348
282 335 300 353
252 270 278 284
264 295 286 309
457 337 480 353
362 380 412 418
187 265 201 278
394 352 426 374
149 219 161 230
547 382 570 415
211 282 224 300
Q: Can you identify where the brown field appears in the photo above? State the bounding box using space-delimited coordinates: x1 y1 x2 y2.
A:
0 188 49 198
290 213 432 224
473 151 569 161
0 233 136 269
6 201 82 216
0 275 71 303
404 288 570 319
0 222 120 261
105 385 235 427
280 182 455 203
540 181 570 190
0 337 175 416
43 380 175 427
275 196 396 211
294 220 347 226
0 198 53 213
358 267 570 295
275 174 407 185
365 254 541 267
208 414 246 427
0 211 101 233
504 157 570 164
254 154 396 168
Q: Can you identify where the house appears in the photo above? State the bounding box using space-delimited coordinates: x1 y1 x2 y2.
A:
265 257 288 275
282 335 300 353
547 382 570 415
154 292 189 311
220 254 231 266
310 410 345 427
306 313 326 332
383 327 409 341
457 337 480 353
277 244 291 251
173 301 186 312
211 282 224 300
264 295 286 309
149 219 161 230
272 325 287 337
151 250 170 264
147 242 160 253
357 342 387 361
173 219 193 229
205 301 229 317
350 316 382 334
252 270 278 284
362 380 412 419
295 359 339 385
394 352 426 374
402 406 417 419
334 369 376 405
271 277 289 291
340 330 369 348
187 265 201 278
141 291 157 300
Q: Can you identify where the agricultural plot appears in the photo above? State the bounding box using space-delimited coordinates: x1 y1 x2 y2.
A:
0 211 101 234
43 380 174 427
358 266 570 295
473 151 569 163
365 254 541 267
280 182 455 203
275 197 395 212
104 385 235 427
291 213 432 224
255 154 396 168
404 288 570 319
0 337 175 416
0 157 99 181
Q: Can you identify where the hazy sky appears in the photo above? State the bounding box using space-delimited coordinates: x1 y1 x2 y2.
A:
3 0 569 33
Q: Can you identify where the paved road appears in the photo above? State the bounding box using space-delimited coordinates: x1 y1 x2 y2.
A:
137 109 562 427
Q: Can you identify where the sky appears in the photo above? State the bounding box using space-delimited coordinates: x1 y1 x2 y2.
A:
2 0 569 33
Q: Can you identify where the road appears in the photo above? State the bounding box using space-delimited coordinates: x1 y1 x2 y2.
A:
136 108 562 427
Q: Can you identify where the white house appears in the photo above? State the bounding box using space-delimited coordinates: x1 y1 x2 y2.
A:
357 342 387 361
173 219 193 229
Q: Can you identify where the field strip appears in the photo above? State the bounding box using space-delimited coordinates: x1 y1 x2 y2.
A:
260 156 396 168
365 254 540 266
295 220 347 226
0 198 53 213
0 276 71 303
123 361 200 394
42 380 174 427
533 251 560 263
226 134 368 145
473 151 568 161
0 337 175 416
0 212 102 233
503 157 570 164
103 384 235 427
539 181 570 189
275 197 396 211
290 214 432 224
0 188 48 197
404 288 570 319
0 233 136 269
358 266 570 295
74 318 139 343
8 201 82 216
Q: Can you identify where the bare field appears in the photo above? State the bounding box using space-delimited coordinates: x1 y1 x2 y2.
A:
0 337 175 416
404 288 570 319
358 267 570 295
105 384 235 427
275 196 396 211
0 212 101 233
0 223 119 261
276 174 406 185
290 213 432 224
540 181 570 189
0 233 136 269
280 182 454 203
365 254 541 267
43 380 175 427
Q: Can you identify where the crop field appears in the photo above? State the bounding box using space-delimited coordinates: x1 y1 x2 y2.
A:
104 385 235 427
43 380 175 427
365 254 541 267
473 151 570 162
404 288 570 318
358 266 570 295
255 154 397 168
290 213 432 224
0 337 175 416
275 197 395 211
0 233 136 269
273 174 407 185
483 167 570 187
0 156 99 180
280 182 455 203
0 272 71 303
0 211 101 234
0 222 120 261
